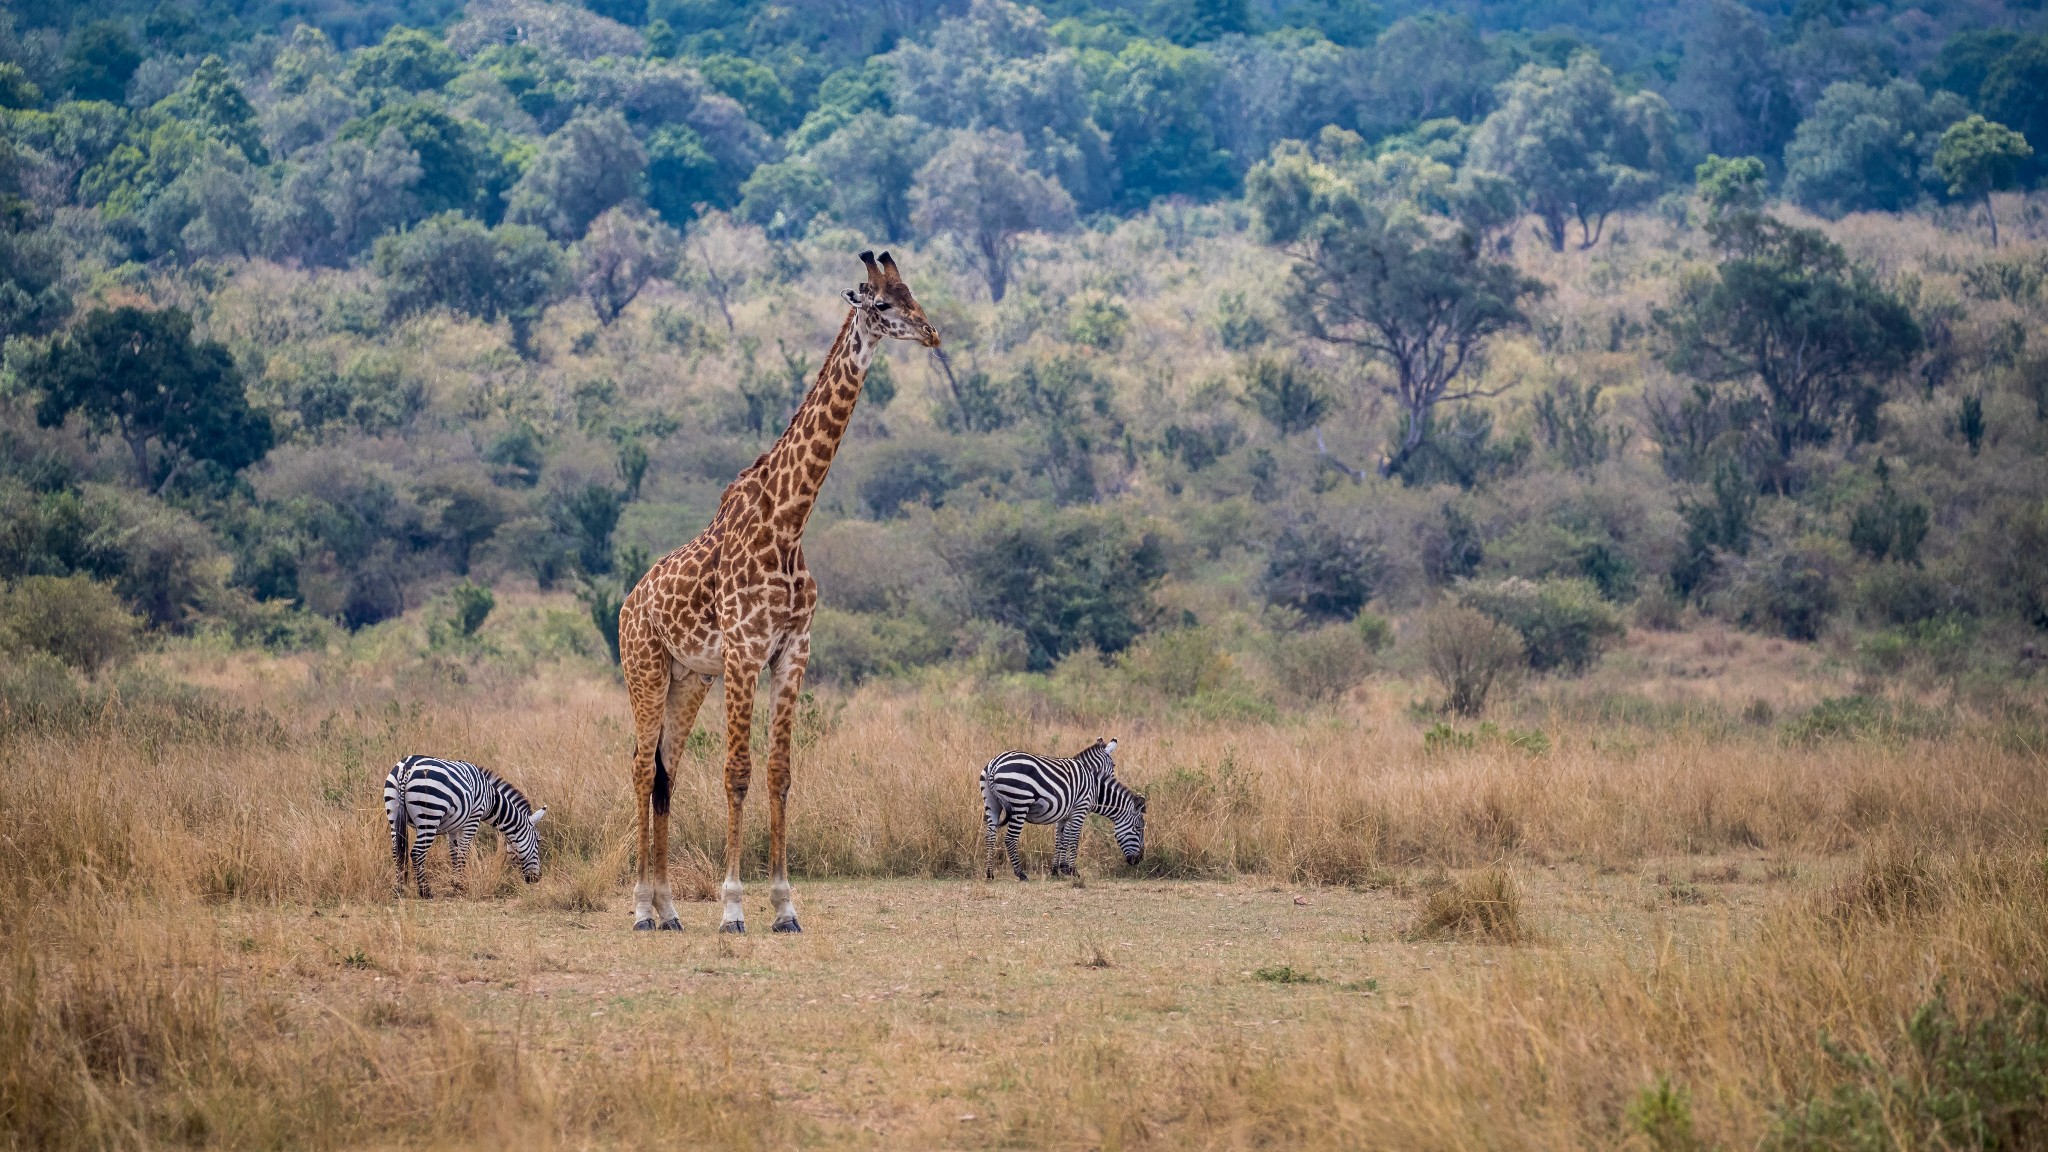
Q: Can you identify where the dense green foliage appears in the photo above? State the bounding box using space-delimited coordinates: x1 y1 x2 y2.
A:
0 0 2044 701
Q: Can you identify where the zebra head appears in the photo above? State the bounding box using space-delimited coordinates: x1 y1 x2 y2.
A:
1098 774 1147 867
1076 737 1118 774
492 781 546 883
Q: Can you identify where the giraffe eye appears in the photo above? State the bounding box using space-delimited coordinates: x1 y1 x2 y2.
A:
874 301 893 312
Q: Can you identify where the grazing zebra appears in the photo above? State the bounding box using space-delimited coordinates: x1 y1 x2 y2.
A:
980 738 1147 881
384 755 547 898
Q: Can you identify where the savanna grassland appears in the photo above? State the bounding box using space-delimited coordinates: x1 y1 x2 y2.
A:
5 610 2047 1150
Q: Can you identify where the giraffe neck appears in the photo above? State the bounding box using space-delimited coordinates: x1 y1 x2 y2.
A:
756 306 880 539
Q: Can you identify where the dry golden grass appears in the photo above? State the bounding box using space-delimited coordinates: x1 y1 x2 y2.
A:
4 637 2046 1148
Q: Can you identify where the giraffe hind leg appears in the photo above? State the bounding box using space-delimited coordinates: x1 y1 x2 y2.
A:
654 671 713 931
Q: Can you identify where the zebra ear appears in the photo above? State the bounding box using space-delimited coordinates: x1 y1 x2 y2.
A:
1105 738 1118 754
529 806 547 824
1136 794 1147 811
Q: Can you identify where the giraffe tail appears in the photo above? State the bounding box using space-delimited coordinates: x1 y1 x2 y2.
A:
651 736 671 817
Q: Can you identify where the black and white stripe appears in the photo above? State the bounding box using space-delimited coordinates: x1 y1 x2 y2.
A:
980 738 1147 880
384 755 546 897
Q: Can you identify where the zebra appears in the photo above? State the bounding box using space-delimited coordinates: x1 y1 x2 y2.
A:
384 755 547 898
980 738 1147 881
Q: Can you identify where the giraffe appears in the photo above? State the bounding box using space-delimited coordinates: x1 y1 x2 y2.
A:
616 250 939 933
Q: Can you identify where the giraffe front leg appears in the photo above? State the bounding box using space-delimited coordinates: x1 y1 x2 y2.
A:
719 647 764 934
766 635 808 933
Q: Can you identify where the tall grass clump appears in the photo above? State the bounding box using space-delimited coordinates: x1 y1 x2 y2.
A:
1405 866 1529 942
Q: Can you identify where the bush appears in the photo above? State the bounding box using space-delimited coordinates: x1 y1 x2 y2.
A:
1422 602 1526 717
806 607 952 684
1405 866 1528 943
1734 539 1845 642
1265 622 1373 703
1855 564 1966 626
1767 983 2048 1152
0 575 140 673
1116 628 1234 700
1262 516 1384 622
940 504 1166 671
1459 577 1625 674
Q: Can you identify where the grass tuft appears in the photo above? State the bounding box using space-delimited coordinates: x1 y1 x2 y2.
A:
1405 866 1529 943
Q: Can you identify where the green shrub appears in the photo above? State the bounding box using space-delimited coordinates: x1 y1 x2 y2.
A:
1767 983 2048 1152
1855 564 1966 626
1783 696 1951 744
1353 609 1394 652
1459 577 1626 674
940 503 1166 671
449 581 495 637
0 575 140 673
1627 1077 1700 1152
1117 628 1234 700
1734 539 1846 642
807 607 952 684
1422 602 1526 717
1265 622 1373 703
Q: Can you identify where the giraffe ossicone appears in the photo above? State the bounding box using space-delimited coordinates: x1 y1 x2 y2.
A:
616 250 939 934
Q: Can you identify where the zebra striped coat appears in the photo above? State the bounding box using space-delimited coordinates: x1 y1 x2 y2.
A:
384 755 547 898
980 738 1147 880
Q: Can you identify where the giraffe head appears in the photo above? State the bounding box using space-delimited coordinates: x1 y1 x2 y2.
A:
843 250 940 348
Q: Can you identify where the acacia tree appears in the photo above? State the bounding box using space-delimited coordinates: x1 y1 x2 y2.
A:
575 207 679 326
911 128 1075 302
1661 212 1921 488
1934 115 2033 247
24 306 273 490
1248 146 1545 478
1465 52 1675 250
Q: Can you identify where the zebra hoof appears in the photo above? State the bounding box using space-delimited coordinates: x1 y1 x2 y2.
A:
633 918 656 931
719 920 745 934
772 916 802 934
657 918 683 931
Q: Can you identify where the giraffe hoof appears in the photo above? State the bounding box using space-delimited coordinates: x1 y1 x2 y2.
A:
772 916 802 934
634 919 657 931
658 918 683 931
719 920 745 934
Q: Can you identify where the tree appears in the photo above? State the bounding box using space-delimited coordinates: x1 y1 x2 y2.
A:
1981 35 2048 183
1087 39 1235 208
1464 53 1675 250
23 306 272 490
1248 146 1544 478
339 101 501 219
1668 0 1797 165
162 55 267 165
942 503 1165 670
645 124 741 227
576 207 679 325
736 160 833 241
1263 514 1382 621
505 110 647 243
1934 116 2032 248
1783 81 1967 218
1366 14 1494 132
807 112 938 243
1240 354 1329 435
344 27 460 94
262 127 423 266
911 128 1076 303
375 213 567 355
1695 154 1767 217
61 21 139 103
1662 214 1921 484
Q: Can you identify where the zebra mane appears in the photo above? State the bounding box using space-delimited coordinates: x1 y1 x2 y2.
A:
1095 771 1139 814
484 771 534 824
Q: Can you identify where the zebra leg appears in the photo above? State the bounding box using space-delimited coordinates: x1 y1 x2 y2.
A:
1055 814 1085 877
448 818 480 895
984 806 1002 881
388 802 410 898
654 672 713 931
410 823 437 899
1004 817 1027 881
765 634 809 933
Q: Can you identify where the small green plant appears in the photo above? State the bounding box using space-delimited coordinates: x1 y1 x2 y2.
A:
1767 983 2048 1152
1423 722 1476 753
1626 1076 1699 1152
1353 609 1394 652
342 948 372 969
448 580 495 637
1253 965 1323 984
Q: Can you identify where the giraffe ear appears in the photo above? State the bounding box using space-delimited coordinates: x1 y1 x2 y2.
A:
842 289 861 306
